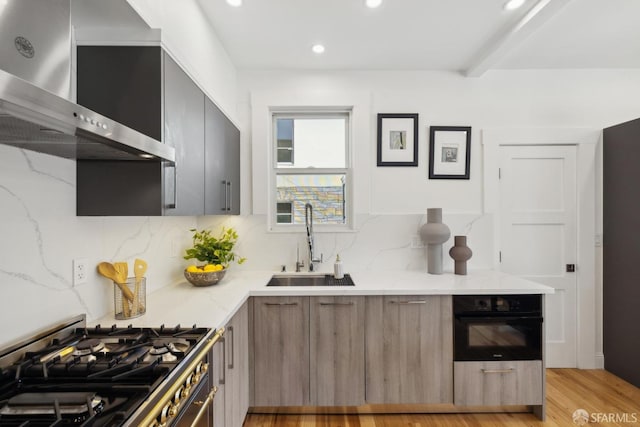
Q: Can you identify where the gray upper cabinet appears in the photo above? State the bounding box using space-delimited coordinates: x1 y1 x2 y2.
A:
76 45 239 216
205 98 240 215
163 53 205 216
225 117 241 215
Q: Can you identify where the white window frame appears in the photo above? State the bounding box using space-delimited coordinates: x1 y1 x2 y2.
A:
269 108 353 232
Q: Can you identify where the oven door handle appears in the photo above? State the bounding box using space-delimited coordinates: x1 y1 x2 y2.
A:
190 386 218 427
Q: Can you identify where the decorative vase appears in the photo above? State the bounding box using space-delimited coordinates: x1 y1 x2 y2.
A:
419 208 451 274
449 235 473 275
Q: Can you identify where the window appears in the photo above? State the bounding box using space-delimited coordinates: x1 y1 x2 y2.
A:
276 119 294 164
276 202 293 224
271 111 351 229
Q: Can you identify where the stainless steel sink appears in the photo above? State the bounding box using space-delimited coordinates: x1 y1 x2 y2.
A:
266 274 354 287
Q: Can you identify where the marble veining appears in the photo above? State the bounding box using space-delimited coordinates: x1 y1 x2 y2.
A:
0 183 69 290
0 146 196 347
20 150 74 188
110 217 154 261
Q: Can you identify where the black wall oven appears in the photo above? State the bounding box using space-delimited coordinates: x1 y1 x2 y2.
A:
454 294 542 361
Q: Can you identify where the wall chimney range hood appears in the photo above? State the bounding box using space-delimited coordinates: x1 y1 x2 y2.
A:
0 69 175 162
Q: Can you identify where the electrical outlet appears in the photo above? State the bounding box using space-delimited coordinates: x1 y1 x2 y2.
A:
73 258 88 285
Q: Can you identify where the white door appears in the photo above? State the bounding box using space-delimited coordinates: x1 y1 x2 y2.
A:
499 145 577 368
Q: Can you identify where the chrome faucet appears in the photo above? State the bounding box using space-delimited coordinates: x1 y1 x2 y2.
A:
305 203 323 272
295 243 304 272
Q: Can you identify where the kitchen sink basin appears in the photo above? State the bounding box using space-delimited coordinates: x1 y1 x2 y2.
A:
266 274 355 287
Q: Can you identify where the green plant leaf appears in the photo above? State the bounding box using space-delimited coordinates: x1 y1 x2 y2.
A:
183 226 246 268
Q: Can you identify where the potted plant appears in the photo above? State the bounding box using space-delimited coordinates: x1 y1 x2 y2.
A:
183 227 246 286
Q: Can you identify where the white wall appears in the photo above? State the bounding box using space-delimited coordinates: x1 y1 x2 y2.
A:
126 0 239 122
244 69 640 216
234 67 640 367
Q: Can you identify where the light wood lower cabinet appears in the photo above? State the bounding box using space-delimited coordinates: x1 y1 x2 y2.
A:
309 296 365 406
365 295 453 404
454 360 543 406
252 296 310 406
211 338 226 427
225 302 249 427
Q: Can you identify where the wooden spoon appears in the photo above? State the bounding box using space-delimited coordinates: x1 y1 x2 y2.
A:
113 262 132 317
132 259 148 315
113 262 128 284
97 262 135 302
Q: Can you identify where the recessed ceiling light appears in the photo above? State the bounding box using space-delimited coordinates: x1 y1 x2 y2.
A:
366 0 382 8
226 0 242 7
312 44 325 54
504 0 525 10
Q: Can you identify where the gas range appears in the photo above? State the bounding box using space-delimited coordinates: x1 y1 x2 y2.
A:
0 315 222 426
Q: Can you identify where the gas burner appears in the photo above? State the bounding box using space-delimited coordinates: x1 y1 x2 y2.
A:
74 338 105 356
147 338 189 362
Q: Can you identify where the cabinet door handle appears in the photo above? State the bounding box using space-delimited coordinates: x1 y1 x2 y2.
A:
481 368 515 374
390 300 426 305
319 302 354 306
165 163 177 209
189 386 217 427
227 181 232 211
263 302 298 306
219 337 226 385
221 180 228 211
227 325 234 370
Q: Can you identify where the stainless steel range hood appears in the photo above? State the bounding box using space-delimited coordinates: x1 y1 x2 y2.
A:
0 69 174 162
0 0 174 162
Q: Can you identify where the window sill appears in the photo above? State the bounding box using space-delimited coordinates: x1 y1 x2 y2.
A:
268 224 357 234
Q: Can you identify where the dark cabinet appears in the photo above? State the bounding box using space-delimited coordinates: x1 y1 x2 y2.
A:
603 118 640 388
77 46 162 141
76 45 239 216
205 98 240 215
76 46 164 216
163 53 205 216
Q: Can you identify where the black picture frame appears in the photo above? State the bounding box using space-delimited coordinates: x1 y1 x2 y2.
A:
376 113 419 166
429 126 471 179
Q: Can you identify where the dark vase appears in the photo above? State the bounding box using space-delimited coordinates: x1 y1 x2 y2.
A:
449 235 473 275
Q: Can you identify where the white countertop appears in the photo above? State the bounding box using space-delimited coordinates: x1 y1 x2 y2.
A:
92 269 553 330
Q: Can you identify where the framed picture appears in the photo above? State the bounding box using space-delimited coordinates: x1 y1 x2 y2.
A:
377 113 419 166
429 126 471 179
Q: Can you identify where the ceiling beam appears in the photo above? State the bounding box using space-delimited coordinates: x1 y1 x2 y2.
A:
463 0 573 77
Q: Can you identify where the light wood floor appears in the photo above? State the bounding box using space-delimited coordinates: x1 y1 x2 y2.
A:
244 369 640 427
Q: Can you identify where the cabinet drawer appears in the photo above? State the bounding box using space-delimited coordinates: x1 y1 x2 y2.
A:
454 360 542 406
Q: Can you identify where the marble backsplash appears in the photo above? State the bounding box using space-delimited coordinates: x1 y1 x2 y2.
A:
0 143 495 347
0 146 196 347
